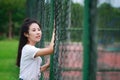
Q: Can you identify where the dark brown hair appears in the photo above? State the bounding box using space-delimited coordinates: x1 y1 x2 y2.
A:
16 18 41 67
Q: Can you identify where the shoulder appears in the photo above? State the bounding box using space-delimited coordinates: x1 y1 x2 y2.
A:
22 44 39 54
23 44 37 50
22 44 40 58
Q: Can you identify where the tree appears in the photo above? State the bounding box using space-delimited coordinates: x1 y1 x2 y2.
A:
71 3 83 28
71 3 83 41
0 0 26 39
98 3 120 28
98 3 120 43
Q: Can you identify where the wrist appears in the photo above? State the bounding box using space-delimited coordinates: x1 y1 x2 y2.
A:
46 63 50 68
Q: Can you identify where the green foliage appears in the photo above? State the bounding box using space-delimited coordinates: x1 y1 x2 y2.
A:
0 40 19 80
0 0 26 10
71 3 83 28
71 3 83 41
0 0 26 38
98 3 120 44
0 34 6 40
98 3 120 28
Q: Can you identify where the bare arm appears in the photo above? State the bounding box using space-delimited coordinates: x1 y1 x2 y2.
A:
34 29 55 57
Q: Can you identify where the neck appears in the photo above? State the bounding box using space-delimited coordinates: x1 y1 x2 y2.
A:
27 41 36 46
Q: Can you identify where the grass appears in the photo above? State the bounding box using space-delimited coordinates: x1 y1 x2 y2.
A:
0 39 19 80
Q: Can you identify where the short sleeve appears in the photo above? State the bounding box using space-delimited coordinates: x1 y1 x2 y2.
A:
29 46 40 58
22 45 40 59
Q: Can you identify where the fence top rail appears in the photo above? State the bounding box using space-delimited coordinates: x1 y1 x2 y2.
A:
66 28 120 31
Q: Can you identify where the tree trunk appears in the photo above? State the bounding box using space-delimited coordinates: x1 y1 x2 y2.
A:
8 11 13 39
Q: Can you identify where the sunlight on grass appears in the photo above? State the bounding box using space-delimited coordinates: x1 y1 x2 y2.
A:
0 39 19 80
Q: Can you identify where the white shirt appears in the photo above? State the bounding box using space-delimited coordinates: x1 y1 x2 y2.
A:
19 44 42 80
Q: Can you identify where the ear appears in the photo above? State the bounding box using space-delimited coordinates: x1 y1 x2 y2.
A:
24 33 29 37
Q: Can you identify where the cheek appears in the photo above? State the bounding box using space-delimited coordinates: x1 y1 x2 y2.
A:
40 32 42 36
28 33 35 38
38 31 42 37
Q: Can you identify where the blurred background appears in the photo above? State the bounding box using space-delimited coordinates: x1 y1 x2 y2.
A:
0 0 120 80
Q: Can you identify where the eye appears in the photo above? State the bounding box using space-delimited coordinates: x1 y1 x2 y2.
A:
32 29 36 32
38 28 41 31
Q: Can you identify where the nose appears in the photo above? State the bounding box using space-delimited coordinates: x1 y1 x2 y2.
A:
37 30 41 35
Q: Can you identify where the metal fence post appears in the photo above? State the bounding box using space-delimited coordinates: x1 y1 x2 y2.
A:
83 0 98 80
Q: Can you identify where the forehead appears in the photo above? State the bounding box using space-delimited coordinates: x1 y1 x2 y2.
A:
29 23 40 29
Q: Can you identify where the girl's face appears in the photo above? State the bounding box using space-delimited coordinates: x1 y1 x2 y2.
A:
25 23 42 45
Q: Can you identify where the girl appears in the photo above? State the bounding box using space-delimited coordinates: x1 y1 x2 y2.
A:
16 18 55 80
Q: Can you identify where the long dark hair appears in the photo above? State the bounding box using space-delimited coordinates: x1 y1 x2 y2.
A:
16 18 41 67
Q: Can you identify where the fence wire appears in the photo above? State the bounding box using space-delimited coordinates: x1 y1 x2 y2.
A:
26 0 120 80
36 0 83 80
26 0 83 80
51 0 82 80
97 0 120 80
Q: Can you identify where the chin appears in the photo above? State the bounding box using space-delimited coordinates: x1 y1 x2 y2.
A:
36 39 40 42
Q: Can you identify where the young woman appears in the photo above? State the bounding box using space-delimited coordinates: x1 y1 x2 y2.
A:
16 18 55 80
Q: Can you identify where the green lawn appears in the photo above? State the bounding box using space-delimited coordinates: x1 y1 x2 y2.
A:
0 39 19 80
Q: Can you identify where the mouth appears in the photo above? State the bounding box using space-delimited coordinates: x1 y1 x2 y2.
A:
36 36 41 39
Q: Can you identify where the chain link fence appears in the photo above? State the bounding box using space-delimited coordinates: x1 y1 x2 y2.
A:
26 0 120 80
97 0 120 80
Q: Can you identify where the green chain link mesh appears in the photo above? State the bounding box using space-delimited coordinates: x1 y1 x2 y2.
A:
26 0 82 80
26 0 120 80
97 0 120 80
